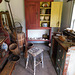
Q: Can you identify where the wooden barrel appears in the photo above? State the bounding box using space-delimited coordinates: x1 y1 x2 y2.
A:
9 43 20 55
17 32 25 50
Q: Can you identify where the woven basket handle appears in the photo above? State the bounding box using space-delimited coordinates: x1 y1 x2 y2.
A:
14 22 22 28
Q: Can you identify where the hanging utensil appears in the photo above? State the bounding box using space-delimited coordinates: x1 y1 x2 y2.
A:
5 0 15 29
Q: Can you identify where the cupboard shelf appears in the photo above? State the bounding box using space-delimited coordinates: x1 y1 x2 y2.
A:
28 39 50 41
40 21 50 22
40 14 50 16
40 2 51 29
40 7 51 9
39 27 51 29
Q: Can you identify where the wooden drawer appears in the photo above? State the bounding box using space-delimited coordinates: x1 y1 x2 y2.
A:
56 64 60 75
56 57 62 67
56 44 64 68
57 44 63 57
56 44 66 75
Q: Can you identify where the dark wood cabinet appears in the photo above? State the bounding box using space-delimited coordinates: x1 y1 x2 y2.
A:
25 2 40 29
51 36 73 75
56 44 66 75
51 37 66 75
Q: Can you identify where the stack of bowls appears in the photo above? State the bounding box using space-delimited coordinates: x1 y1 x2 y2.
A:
45 16 49 21
40 16 44 21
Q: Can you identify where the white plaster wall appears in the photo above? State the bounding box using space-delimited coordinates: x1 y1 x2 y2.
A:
0 0 26 33
0 0 7 11
71 2 75 31
60 1 73 31
6 0 26 33
28 29 49 38
28 29 49 43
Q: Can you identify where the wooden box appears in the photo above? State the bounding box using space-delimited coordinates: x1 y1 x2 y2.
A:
0 49 6 58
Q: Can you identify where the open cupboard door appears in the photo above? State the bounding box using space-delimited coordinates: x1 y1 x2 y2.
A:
50 2 63 27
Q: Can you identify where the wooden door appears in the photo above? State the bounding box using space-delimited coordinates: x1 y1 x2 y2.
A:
50 2 63 27
25 2 40 29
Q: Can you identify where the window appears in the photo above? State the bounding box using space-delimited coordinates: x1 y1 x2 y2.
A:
71 2 75 31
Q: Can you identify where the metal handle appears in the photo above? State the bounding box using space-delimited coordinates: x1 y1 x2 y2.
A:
56 21 59 27
59 50 61 52
56 67 59 70
14 22 22 28
58 59 60 62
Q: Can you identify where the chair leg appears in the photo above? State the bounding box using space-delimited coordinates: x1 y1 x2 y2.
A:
41 52 44 68
34 57 36 75
26 54 29 69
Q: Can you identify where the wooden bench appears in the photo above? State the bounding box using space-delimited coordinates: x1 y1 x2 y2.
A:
0 61 16 75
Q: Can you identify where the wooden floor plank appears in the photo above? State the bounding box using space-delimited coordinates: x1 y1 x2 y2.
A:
0 61 16 75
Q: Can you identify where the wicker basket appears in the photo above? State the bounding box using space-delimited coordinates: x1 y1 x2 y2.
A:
9 43 20 55
14 22 22 33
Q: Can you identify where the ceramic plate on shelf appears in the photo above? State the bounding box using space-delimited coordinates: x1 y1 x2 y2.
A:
41 9 45 14
42 3 49 7
40 16 44 21
45 16 49 21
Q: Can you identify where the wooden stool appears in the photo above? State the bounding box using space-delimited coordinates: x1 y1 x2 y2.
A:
26 47 44 75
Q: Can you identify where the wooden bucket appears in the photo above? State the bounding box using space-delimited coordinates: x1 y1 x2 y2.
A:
9 43 20 55
17 32 25 50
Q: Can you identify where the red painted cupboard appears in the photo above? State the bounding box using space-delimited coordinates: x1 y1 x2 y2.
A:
24 0 63 42
25 0 53 29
